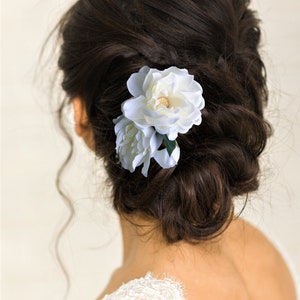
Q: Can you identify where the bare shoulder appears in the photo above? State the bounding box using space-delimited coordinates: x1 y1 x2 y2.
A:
226 218 297 300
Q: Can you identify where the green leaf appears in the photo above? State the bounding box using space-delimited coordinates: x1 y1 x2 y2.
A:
163 135 176 156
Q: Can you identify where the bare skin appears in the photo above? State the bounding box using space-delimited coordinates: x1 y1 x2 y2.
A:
97 216 296 300
72 98 296 299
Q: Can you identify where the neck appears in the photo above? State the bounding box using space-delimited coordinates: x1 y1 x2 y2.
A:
119 214 224 276
120 215 164 266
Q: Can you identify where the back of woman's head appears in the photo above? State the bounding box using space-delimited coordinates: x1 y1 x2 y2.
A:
57 0 271 243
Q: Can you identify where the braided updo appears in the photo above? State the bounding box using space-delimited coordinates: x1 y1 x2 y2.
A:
57 0 271 243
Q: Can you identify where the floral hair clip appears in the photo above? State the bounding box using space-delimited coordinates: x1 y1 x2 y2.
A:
113 66 205 177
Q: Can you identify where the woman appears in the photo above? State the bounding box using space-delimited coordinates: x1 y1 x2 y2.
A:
55 0 297 299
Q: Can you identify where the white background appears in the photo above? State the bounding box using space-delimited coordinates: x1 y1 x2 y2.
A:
2 0 300 299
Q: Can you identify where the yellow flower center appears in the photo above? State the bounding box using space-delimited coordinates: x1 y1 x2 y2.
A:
156 97 170 108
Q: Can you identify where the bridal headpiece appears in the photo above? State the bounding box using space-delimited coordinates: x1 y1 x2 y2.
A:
113 66 205 177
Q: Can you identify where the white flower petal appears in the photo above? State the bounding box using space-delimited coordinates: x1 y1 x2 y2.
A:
150 134 163 155
122 96 147 124
141 153 151 177
143 69 161 93
154 145 180 169
132 153 145 170
127 66 150 97
167 131 178 141
162 66 188 77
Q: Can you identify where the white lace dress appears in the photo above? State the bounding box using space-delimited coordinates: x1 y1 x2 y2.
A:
101 240 300 299
102 273 185 300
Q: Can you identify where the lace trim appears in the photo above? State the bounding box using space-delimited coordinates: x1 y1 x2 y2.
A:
102 272 185 300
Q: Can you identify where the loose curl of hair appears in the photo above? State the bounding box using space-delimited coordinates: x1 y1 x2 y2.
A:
57 0 272 243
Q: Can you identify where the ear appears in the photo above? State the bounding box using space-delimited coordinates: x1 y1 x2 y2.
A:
72 97 95 150
73 96 89 137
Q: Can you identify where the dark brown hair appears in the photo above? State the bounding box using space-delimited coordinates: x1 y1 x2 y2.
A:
57 0 271 243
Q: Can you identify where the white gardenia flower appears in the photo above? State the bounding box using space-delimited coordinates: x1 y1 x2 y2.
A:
114 116 163 177
122 66 205 140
